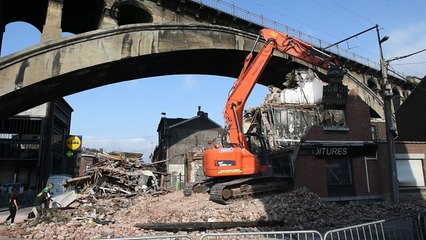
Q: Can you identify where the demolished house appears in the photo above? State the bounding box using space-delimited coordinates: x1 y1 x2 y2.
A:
41 152 166 213
244 68 379 200
246 69 336 149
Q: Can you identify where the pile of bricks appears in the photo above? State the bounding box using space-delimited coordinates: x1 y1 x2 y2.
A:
3 187 426 239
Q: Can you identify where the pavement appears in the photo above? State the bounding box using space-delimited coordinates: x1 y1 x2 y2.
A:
0 207 33 240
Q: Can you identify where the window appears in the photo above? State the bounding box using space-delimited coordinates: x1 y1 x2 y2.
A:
320 109 349 132
396 154 425 187
326 158 354 197
327 159 352 185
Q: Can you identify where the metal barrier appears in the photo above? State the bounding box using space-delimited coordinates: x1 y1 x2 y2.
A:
324 216 420 240
99 216 422 240
200 230 323 240
99 235 193 240
101 214 426 240
382 215 420 240
417 212 426 240
324 220 386 240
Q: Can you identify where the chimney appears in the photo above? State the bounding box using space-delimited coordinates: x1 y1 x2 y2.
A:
197 106 208 118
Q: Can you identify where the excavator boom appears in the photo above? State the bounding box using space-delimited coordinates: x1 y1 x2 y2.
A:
224 29 332 150
185 28 339 203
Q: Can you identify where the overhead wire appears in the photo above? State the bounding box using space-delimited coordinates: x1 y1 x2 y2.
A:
392 62 426 66
328 0 372 25
323 0 426 77
318 0 382 60
249 0 385 69
235 0 425 77
250 0 377 58
310 0 367 29
249 0 342 40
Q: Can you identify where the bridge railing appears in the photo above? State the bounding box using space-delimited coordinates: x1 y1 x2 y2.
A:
192 0 406 80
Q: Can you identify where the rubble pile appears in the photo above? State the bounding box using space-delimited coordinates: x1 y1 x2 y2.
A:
70 153 163 197
3 187 426 239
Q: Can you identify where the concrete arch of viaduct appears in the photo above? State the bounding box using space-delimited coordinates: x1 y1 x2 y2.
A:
0 24 384 119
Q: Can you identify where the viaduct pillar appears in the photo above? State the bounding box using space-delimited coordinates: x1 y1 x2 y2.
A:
41 0 63 43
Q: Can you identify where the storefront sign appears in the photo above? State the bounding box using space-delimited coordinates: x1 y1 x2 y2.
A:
314 147 348 156
299 143 376 158
66 135 83 152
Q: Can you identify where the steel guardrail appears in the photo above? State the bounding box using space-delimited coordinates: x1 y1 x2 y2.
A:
99 235 193 240
200 230 323 240
191 0 406 80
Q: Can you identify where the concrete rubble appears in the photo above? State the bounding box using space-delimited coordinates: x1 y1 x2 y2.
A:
1 185 426 239
0 147 424 239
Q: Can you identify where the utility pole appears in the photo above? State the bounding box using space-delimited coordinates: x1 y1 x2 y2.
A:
376 25 399 202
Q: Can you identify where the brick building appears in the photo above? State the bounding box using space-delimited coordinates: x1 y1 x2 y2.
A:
78 154 99 176
295 78 426 201
245 70 426 201
295 91 379 200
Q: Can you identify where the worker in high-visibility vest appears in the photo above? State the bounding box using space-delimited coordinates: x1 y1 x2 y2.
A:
33 183 54 216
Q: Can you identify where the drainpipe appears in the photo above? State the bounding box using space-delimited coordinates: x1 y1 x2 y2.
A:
364 157 371 195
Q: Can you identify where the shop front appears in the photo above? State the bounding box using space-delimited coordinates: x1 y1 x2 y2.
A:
296 141 377 199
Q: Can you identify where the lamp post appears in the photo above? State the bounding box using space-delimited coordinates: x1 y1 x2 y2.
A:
376 25 399 202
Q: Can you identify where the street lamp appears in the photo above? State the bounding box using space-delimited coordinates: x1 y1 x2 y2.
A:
376 25 399 202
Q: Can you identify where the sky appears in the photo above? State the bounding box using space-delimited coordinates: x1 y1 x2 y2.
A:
1 0 426 162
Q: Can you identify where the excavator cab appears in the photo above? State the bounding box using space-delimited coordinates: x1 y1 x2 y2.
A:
245 132 272 174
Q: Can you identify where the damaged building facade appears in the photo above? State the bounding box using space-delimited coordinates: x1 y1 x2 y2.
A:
244 68 426 201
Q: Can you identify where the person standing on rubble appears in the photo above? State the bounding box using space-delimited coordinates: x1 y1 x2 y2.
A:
33 183 54 215
4 188 19 226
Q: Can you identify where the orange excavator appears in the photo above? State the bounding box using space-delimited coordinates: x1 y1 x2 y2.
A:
184 28 341 204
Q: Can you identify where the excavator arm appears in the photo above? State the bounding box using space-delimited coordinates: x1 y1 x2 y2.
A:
225 29 332 150
204 28 336 178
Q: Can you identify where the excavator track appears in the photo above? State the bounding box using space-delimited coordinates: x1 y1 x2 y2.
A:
184 178 227 196
209 176 291 204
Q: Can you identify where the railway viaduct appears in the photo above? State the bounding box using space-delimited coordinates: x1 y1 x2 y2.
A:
0 0 418 120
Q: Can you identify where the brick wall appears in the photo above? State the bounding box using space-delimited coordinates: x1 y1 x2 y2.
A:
295 91 376 198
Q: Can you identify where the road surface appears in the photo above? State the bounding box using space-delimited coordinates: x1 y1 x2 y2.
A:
0 207 33 239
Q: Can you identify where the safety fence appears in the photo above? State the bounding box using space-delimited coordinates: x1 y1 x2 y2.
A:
100 235 192 240
323 215 420 240
418 212 426 240
100 213 426 240
323 220 387 240
199 230 323 240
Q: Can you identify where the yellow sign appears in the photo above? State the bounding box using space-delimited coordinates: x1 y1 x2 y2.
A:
66 136 82 151
218 169 243 174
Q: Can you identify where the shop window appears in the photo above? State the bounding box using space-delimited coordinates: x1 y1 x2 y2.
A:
396 154 425 187
326 158 354 197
